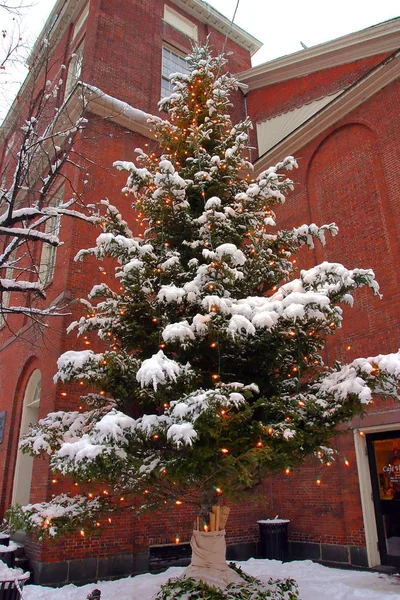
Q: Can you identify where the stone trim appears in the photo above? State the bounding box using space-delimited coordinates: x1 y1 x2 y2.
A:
239 18 400 90
253 50 400 175
170 0 262 56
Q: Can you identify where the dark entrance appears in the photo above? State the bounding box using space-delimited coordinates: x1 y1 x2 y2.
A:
366 430 400 567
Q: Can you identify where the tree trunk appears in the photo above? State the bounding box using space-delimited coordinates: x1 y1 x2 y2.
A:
182 529 244 589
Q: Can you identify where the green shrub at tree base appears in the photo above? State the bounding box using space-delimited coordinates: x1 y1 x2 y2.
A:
156 564 299 600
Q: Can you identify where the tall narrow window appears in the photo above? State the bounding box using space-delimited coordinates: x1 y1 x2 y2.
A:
161 46 189 99
65 40 85 98
38 185 64 287
12 369 41 507
72 3 89 40
0 248 17 327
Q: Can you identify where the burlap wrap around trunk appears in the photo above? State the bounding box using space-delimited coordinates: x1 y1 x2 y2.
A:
182 530 244 589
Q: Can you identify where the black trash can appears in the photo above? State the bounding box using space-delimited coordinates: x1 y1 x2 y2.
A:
257 519 290 561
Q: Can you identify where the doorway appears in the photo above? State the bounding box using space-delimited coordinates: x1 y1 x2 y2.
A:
366 430 400 567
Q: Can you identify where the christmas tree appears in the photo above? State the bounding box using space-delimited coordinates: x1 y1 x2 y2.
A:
11 44 400 594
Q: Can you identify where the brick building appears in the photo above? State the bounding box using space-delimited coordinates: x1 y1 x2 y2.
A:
0 0 399 585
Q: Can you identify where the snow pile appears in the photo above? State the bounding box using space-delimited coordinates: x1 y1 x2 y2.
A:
20 559 400 600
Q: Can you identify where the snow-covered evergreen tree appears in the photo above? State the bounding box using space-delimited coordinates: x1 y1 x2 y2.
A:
10 46 400 587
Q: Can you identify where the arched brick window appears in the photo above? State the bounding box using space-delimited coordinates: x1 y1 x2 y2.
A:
12 369 41 507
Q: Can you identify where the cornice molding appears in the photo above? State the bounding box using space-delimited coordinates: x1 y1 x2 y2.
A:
80 84 156 139
253 51 400 175
1 0 86 139
170 0 262 56
239 18 400 91
27 0 86 67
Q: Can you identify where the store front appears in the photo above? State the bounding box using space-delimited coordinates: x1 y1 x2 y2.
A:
366 430 400 568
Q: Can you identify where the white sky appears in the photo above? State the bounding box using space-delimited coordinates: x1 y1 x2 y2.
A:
1 0 399 120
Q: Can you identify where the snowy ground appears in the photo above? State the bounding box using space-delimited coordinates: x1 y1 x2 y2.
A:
19 558 400 600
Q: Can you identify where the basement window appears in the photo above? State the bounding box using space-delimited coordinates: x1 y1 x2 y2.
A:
163 5 198 40
161 46 189 99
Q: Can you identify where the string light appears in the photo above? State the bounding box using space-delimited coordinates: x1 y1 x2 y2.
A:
285 467 291 475
343 457 350 466
221 448 229 454
316 476 321 486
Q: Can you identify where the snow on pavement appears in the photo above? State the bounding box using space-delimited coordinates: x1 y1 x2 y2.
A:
21 558 400 600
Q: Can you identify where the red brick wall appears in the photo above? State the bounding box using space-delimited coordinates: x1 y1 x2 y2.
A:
3 0 399 568
83 0 251 118
259 77 400 548
246 54 390 125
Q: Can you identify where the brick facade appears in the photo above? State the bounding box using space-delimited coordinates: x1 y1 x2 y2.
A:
1 0 399 583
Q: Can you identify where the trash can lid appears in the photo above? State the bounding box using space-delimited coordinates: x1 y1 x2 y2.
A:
257 519 290 524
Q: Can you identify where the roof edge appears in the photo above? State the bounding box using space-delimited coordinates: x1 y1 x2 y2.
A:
253 50 400 174
239 18 400 91
170 0 262 56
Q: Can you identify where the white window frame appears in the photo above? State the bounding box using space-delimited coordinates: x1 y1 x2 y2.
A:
65 40 85 98
161 45 189 99
163 5 198 40
72 3 89 40
38 185 64 287
12 369 41 507
0 248 17 328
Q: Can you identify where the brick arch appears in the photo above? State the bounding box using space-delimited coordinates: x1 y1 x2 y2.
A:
306 122 398 361
0 357 41 515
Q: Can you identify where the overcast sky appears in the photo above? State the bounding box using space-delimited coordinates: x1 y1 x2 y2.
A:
1 0 399 119
22 0 400 64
